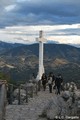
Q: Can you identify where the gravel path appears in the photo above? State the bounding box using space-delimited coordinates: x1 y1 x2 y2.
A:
6 87 56 120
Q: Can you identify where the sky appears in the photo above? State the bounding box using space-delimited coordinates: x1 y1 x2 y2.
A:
0 0 80 45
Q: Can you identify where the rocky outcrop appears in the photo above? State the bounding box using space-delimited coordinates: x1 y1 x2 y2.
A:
64 82 77 92
40 82 80 120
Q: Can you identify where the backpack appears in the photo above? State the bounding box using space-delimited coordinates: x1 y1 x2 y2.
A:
48 77 52 84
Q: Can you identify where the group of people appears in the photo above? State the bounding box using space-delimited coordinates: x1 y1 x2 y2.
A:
41 72 63 95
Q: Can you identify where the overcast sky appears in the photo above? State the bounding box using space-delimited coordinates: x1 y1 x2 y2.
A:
0 0 80 45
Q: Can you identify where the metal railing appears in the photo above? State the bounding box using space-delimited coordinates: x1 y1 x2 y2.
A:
7 82 38 105
0 80 39 120
0 84 6 120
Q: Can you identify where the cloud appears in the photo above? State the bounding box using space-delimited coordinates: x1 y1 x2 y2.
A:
0 0 80 28
0 24 80 45
0 0 80 45
5 5 16 12
47 35 80 44
0 0 15 7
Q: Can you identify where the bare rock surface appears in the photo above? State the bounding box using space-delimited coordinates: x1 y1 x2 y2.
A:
6 85 80 120
6 88 55 120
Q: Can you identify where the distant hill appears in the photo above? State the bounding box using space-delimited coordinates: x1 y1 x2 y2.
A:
0 42 80 85
0 41 24 55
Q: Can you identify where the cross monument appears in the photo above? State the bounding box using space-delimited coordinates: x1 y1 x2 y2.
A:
36 30 46 80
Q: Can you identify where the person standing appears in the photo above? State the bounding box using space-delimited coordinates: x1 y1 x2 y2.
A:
55 74 63 95
41 73 47 91
48 72 53 93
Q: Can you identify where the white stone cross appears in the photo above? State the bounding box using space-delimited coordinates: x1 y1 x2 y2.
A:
36 30 46 80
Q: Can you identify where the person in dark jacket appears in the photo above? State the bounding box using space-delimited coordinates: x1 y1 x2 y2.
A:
55 74 63 95
41 73 47 91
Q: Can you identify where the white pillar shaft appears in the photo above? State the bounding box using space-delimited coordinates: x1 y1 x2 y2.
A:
39 41 44 78
36 30 46 80
39 42 43 67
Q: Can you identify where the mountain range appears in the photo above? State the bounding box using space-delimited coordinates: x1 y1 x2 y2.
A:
0 41 80 86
